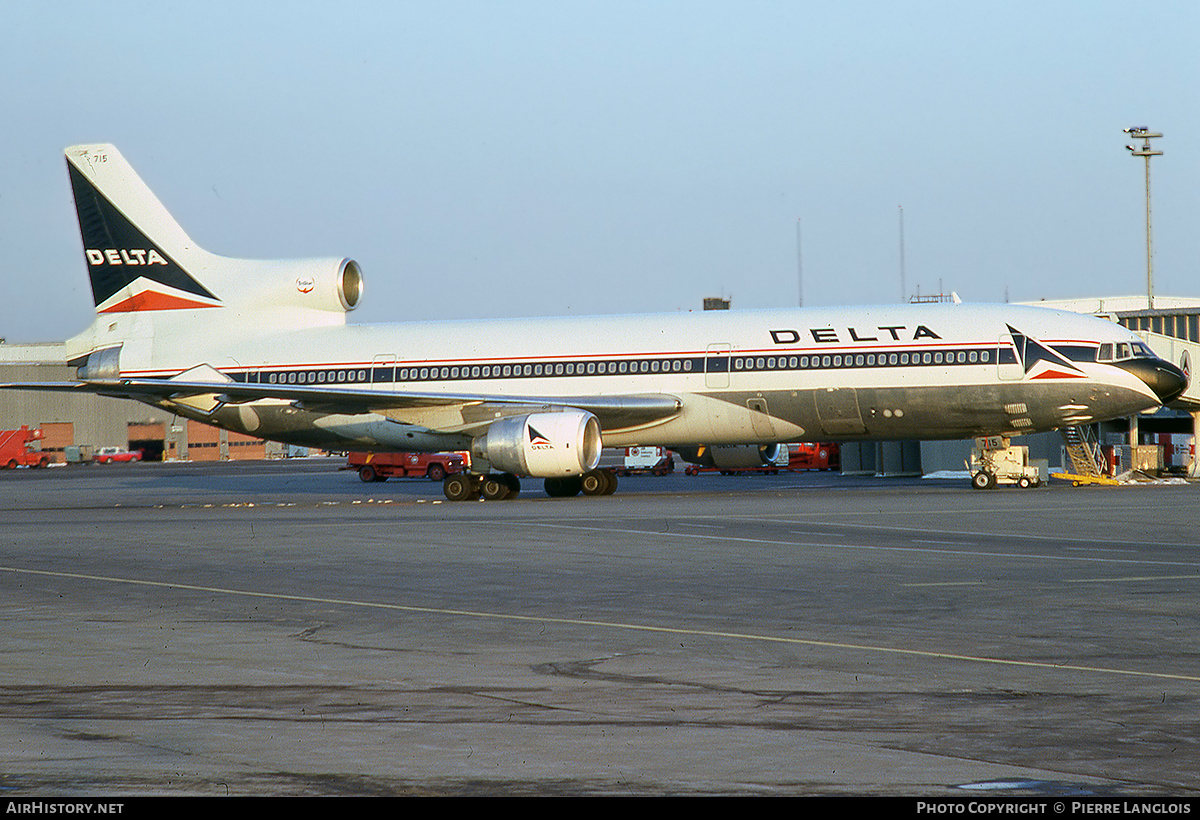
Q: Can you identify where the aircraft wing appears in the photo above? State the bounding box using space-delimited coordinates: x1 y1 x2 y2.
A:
2 376 683 434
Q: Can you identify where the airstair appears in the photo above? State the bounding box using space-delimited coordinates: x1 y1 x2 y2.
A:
1054 426 1118 486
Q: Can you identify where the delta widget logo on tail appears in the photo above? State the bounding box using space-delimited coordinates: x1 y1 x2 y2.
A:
69 161 221 313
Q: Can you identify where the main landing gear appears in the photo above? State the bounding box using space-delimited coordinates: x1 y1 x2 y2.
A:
547 469 618 497
442 472 521 501
442 469 618 501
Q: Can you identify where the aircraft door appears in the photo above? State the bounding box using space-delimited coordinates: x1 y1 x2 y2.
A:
705 344 730 389
373 354 397 387
814 387 867 436
746 398 776 439
997 334 1023 380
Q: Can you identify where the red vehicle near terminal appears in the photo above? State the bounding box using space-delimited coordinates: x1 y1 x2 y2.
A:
346 451 467 482
94 446 142 464
787 442 840 471
1 426 51 469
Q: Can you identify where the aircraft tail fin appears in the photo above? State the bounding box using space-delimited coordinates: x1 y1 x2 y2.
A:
65 144 223 314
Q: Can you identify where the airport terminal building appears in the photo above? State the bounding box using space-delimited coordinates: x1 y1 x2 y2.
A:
0 360 284 463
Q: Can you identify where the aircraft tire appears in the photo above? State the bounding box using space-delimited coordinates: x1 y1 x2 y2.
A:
581 470 607 496
545 476 583 497
480 475 513 500
500 472 521 498
443 473 477 501
601 469 618 495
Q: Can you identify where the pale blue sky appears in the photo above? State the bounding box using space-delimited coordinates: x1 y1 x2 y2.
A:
2 1 1196 342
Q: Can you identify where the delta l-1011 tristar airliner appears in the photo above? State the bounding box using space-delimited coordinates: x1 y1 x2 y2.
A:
3 144 1188 500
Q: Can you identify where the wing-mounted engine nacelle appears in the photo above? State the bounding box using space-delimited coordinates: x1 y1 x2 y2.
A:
673 443 782 469
474 410 602 477
237 257 364 315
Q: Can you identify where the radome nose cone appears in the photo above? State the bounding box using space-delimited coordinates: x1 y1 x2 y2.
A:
1117 358 1189 404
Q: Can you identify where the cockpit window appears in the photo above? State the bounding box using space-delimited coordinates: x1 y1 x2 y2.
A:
1099 340 1157 363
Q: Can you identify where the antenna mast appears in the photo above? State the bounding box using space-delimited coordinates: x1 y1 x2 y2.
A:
796 218 803 308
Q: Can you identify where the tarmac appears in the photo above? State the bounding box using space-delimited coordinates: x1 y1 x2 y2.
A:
1 459 1198 796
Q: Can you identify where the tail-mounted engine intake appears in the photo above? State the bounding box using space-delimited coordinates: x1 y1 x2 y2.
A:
334 258 363 311
234 257 364 316
474 410 602 477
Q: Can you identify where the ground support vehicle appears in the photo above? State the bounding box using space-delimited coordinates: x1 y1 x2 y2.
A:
346 450 466 482
64 445 94 465
1050 427 1121 486
1050 471 1121 487
0 426 50 469
787 442 840 471
613 446 674 477
968 436 1042 489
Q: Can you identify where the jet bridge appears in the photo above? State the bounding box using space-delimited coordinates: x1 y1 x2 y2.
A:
1138 330 1200 477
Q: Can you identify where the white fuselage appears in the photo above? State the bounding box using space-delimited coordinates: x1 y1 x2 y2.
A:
93 301 1164 451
